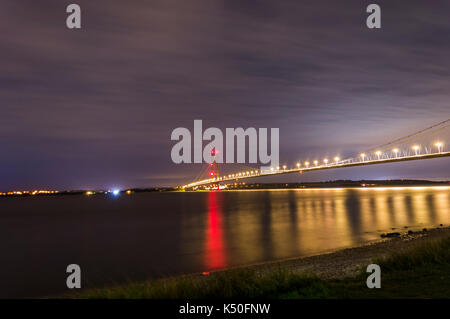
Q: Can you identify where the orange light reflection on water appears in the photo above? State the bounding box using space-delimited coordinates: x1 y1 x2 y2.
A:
199 186 450 271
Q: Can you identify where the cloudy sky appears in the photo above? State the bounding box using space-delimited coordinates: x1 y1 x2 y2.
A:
1 0 449 190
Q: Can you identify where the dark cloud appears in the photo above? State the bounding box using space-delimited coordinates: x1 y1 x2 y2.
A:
0 0 449 189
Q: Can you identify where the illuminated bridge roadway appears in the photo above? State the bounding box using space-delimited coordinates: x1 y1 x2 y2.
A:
181 119 450 190
182 150 450 190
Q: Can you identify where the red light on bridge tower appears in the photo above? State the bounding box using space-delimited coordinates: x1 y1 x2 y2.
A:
209 148 220 190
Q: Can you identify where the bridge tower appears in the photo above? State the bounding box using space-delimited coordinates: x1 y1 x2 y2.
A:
209 148 220 190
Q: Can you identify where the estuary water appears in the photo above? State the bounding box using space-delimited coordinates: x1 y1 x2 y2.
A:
0 186 449 297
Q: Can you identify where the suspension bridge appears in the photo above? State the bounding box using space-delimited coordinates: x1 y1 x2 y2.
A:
181 119 450 190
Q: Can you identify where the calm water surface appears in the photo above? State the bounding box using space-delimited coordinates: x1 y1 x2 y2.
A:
1 187 449 297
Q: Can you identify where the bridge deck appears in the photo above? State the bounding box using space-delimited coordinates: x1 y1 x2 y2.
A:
182 151 450 189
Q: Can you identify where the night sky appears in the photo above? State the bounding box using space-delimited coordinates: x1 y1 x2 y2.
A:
1 0 449 190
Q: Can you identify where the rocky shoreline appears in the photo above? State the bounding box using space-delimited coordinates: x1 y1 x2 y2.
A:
211 225 450 280
72 225 450 298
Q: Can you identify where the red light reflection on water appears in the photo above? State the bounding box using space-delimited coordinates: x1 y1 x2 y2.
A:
204 192 226 270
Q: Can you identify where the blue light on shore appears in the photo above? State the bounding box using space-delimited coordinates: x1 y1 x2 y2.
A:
112 189 120 196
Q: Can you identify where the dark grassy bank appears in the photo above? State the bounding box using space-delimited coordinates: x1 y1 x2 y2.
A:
73 235 450 299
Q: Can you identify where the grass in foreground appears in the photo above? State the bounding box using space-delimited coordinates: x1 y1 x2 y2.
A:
74 236 450 299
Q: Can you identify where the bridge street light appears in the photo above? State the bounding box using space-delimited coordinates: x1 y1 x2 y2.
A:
435 142 443 153
393 148 399 158
313 160 318 166
375 151 382 160
323 158 328 165
412 145 420 156
360 153 366 162
334 156 340 164
304 161 310 168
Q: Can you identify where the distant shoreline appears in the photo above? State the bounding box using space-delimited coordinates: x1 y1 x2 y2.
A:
2 179 449 198
202 179 450 191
